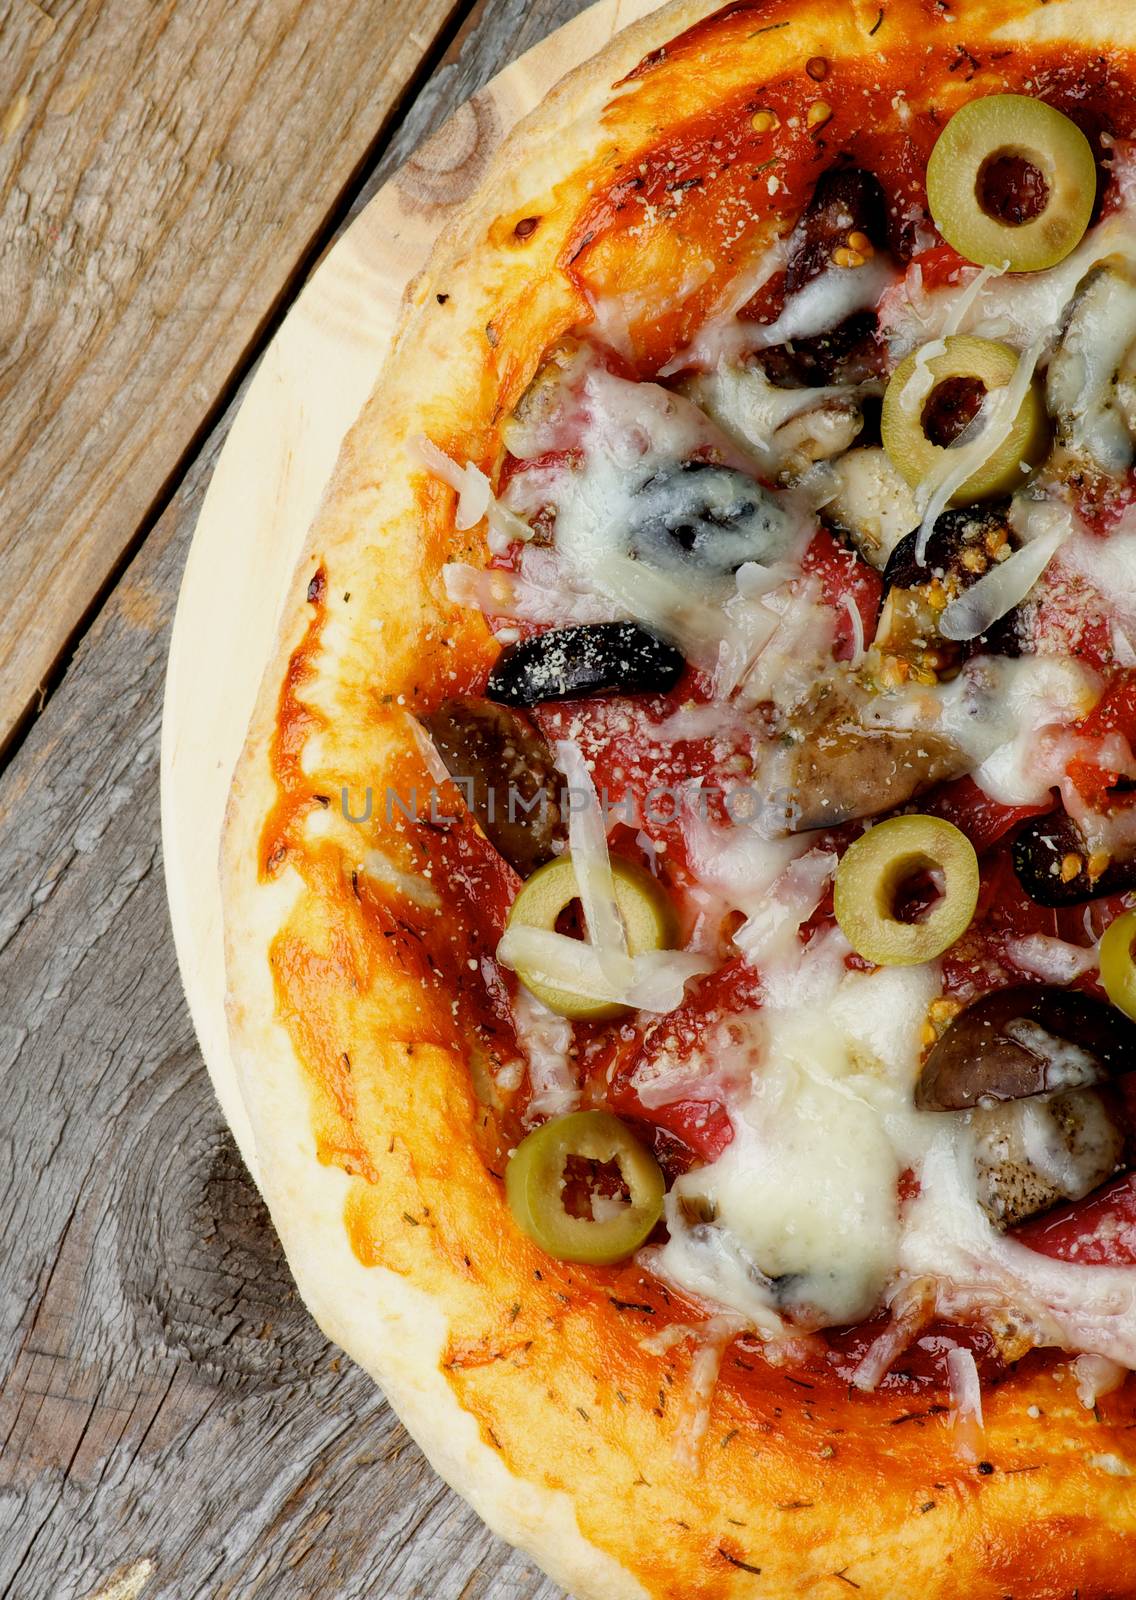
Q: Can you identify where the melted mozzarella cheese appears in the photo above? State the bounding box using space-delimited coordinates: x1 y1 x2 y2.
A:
1007 933 1099 985
900 1131 1136 1370
750 259 896 353
652 963 941 1332
512 987 579 1122
664 252 896 374
503 363 817 669
924 653 1101 807
878 199 1136 358
651 953 1136 1377
733 849 837 972
1065 517 1136 627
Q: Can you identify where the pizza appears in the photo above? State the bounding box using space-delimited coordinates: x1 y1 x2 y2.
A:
221 0 1136 1592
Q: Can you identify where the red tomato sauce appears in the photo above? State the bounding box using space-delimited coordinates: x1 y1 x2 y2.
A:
1016 1174 1136 1266
276 34 1136 1399
565 42 1136 375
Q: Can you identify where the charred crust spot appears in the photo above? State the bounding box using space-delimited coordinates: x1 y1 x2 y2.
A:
306 568 326 604
513 215 540 240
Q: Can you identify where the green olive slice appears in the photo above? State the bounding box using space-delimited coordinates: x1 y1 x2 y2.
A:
881 336 1049 501
927 94 1096 272
1100 910 1136 1022
833 814 980 967
505 854 678 1020
505 1110 665 1264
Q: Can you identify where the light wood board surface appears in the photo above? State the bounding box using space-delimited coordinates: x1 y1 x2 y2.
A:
0 0 463 759
161 0 661 1182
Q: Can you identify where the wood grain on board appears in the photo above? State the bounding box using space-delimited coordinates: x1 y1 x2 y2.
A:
0 432 561 1600
0 0 626 1594
0 0 465 760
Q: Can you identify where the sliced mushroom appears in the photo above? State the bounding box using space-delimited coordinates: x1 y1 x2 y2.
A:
681 363 864 482
420 698 566 876
773 685 972 833
766 400 866 481
501 338 584 459
971 1088 1124 1229
822 447 920 571
1047 258 1136 475
916 985 1136 1111
918 986 1133 1231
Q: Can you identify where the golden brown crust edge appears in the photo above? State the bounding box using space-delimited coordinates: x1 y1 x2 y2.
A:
222 3 1136 1595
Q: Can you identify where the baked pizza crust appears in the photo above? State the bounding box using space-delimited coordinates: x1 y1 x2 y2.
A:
222 2 1136 1593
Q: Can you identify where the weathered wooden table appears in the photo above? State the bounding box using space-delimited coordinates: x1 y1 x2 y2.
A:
0 3 595 1594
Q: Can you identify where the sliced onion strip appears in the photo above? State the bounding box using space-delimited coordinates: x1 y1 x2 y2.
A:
938 509 1069 641
913 338 1046 566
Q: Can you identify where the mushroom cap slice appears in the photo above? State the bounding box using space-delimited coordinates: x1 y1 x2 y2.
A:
917 984 1136 1111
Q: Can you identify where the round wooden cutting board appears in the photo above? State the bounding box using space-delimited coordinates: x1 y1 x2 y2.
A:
160 0 662 1186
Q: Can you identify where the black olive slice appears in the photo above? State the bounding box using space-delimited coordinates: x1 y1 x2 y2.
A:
785 168 888 295
916 985 1136 1112
878 503 1026 668
485 622 685 707
421 698 566 877
882 503 1014 592
1012 810 1136 907
626 461 794 579
756 311 887 390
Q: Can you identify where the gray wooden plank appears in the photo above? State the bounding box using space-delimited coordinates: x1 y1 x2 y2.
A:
0 0 593 1595
0 0 471 758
